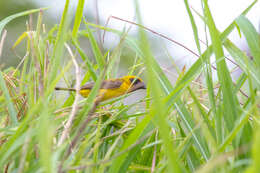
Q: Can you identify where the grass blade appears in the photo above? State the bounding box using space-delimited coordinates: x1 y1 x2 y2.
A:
0 8 45 37
0 72 18 125
236 15 260 67
72 0 85 38
203 0 241 131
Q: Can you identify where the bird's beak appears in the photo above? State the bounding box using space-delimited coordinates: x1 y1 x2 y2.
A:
129 82 146 92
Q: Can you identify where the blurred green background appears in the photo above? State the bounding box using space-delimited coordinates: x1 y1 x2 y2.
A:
0 0 143 76
0 0 46 68
0 0 259 76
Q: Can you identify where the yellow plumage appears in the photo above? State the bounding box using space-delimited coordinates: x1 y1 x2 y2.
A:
55 76 146 102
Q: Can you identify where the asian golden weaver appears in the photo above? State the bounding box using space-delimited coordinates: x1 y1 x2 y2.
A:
55 76 146 102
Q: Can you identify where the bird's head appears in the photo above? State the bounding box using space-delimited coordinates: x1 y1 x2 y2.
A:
122 76 146 93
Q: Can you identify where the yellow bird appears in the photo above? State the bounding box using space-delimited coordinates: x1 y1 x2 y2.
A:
55 76 146 102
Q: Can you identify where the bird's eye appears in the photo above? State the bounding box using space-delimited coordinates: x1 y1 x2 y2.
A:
130 78 140 85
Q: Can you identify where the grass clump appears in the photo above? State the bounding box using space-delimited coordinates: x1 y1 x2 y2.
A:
0 0 259 172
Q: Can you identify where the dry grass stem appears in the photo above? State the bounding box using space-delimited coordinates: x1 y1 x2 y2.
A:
57 43 81 147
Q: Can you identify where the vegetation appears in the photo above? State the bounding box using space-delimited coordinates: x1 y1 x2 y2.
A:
0 0 259 172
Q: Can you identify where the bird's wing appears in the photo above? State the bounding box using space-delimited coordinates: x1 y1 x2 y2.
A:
100 80 123 89
80 81 95 90
80 80 123 90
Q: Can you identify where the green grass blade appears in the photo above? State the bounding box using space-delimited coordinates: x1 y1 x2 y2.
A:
37 105 55 173
84 22 105 70
203 0 241 131
224 39 260 87
183 0 217 119
236 15 260 67
245 127 260 173
218 104 255 152
0 72 18 125
0 113 34 167
188 88 216 140
175 101 211 161
49 0 70 84
72 0 85 38
136 4 181 171
118 125 154 173
183 0 201 54
0 8 45 37
72 39 97 81
107 115 155 173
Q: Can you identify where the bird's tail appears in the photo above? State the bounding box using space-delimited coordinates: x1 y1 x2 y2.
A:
55 87 76 91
